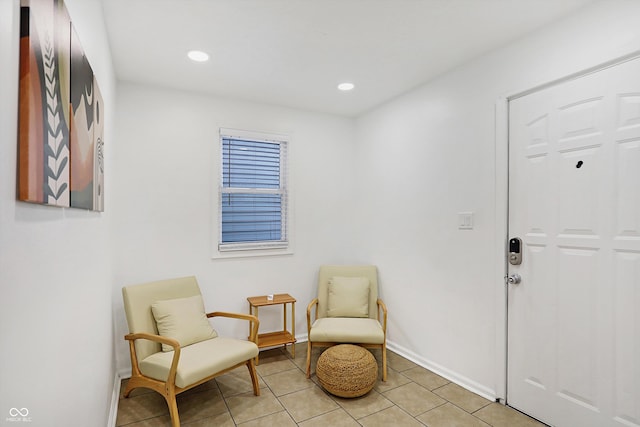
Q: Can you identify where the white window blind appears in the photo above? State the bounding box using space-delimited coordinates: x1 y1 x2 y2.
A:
219 129 288 252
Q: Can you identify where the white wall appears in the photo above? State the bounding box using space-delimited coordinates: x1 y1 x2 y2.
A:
111 83 358 374
354 0 640 399
0 0 116 425
4 0 640 423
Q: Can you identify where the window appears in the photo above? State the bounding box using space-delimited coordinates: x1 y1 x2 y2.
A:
218 129 289 252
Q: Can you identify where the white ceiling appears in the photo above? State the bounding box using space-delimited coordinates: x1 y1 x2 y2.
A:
102 0 598 117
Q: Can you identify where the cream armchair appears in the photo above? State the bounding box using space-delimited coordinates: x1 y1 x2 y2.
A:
122 276 260 427
306 265 388 380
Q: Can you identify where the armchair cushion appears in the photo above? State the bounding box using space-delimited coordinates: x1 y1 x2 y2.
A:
309 318 384 344
327 276 370 318
151 295 217 352
139 337 259 389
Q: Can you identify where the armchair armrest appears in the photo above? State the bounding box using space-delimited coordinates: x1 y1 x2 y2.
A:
207 311 260 344
376 298 388 333
306 298 318 335
124 332 181 386
125 332 180 350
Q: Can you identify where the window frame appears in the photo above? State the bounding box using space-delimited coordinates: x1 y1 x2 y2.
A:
215 128 292 257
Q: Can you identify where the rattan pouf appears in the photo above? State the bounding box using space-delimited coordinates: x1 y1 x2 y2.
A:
316 344 378 398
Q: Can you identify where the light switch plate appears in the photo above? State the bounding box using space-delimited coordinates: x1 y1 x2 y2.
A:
458 212 473 230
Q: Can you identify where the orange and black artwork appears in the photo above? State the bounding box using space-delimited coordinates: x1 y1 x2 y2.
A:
18 0 104 211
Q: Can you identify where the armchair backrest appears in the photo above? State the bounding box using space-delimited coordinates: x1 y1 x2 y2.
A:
122 276 202 361
316 265 379 319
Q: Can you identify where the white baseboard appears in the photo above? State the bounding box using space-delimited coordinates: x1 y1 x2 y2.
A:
106 371 123 427
118 367 132 379
386 341 497 402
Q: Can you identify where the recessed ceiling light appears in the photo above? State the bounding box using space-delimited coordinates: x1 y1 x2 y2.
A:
337 82 355 91
187 50 209 62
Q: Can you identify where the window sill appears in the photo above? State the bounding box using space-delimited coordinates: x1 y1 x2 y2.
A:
211 246 294 260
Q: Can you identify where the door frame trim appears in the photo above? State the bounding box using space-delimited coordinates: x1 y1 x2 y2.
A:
493 50 640 404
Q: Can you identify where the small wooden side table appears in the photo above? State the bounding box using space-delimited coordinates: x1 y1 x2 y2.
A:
247 293 296 364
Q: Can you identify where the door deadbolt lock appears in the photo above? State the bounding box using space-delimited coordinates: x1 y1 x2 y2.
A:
508 237 522 265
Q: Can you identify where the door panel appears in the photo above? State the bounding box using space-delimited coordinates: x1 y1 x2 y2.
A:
508 57 640 427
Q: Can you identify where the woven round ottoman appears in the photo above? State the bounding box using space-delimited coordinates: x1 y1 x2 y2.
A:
316 344 378 398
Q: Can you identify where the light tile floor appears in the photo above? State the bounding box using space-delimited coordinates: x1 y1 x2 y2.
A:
116 343 548 426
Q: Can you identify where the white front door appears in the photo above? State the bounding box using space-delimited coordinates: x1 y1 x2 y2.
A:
507 57 640 427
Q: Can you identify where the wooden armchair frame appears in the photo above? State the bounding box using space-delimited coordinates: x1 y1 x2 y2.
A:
306 297 388 380
124 311 259 427
305 265 388 381
122 276 261 427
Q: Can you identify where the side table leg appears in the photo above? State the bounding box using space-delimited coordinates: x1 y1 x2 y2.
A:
283 303 289 356
292 302 296 358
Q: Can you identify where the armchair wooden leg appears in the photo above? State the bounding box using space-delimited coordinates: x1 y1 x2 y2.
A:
122 378 137 398
164 393 180 427
306 341 312 378
122 375 149 398
246 359 260 396
382 344 387 382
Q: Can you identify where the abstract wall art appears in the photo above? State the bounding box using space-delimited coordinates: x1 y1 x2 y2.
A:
18 0 104 211
69 25 104 211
